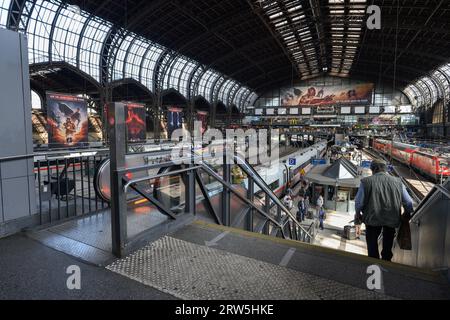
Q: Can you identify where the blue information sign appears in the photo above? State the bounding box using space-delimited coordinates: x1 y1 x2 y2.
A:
312 159 327 166
361 160 372 168
289 158 297 166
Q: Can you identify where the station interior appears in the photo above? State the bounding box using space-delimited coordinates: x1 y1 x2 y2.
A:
0 0 449 301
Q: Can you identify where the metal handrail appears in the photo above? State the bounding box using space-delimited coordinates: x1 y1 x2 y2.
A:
0 154 35 162
199 163 284 230
233 154 312 240
123 166 202 193
410 181 450 223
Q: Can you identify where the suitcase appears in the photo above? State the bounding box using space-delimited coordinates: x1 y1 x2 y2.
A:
344 225 357 240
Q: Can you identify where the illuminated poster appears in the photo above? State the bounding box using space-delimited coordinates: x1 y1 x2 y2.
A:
281 83 374 107
46 93 88 148
197 111 208 134
167 107 183 138
125 103 146 142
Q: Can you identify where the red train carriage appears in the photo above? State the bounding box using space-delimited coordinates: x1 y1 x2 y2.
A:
411 152 450 181
373 139 391 154
391 142 419 166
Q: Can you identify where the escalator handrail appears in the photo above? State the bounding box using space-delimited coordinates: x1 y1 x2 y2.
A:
233 154 312 240
199 163 284 230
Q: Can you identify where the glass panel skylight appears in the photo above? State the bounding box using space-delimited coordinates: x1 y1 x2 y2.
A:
0 0 11 28
257 0 321 78
328 0 367 77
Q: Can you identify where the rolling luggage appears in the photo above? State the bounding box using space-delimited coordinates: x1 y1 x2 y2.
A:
344 225 357 240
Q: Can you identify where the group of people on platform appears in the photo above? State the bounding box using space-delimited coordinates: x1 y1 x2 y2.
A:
283 179 326 231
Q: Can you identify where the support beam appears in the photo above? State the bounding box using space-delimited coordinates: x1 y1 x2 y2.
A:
109 102 128 258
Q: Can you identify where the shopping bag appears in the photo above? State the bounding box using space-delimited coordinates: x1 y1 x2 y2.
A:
397 212 412 250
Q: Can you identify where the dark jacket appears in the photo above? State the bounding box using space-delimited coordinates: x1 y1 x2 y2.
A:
360 172 403 228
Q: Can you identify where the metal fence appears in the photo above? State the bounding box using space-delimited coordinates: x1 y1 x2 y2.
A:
34 150 110 226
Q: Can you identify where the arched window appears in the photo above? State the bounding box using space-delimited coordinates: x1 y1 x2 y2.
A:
31 90 42 109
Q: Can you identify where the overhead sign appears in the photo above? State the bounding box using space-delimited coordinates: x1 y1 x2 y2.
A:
312 159 327 166
361 160 372 168
281 83 374 107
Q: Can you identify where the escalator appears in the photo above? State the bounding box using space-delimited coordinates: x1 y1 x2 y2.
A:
393 178 450 272
94 147 315 244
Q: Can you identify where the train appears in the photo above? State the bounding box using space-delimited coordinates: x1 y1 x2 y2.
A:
373 139 450 181
245 140 328 196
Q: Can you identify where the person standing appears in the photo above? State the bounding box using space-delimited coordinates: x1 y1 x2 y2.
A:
318 207 325 231
297 196 306 222
316 194 325 230
354 159 413 261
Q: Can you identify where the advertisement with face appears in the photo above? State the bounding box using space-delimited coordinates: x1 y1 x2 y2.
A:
281 83 374 107
125 103 146 142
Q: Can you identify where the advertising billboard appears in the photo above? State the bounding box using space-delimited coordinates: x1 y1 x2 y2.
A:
197 111 208 134
281 83 374 107
125 103 146 142
46 93 88 148
167 107 183 138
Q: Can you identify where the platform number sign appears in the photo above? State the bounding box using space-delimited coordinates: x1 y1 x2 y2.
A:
289 158 297 166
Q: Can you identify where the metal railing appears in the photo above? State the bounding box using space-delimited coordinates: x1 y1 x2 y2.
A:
34 152 110 225
117 151 314 248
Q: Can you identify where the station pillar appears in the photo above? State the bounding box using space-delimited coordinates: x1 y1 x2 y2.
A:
108 102 128 257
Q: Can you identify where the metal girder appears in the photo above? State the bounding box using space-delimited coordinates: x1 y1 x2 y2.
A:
172 1 265 76
124 0 168 31
246 0 300 78
189 65 207 101
195 171 222 225
382 0 447 77
76 14 94 70
206 35 286 70
100 27 128 86
7 0 33 32
176 10 252 53
48 2 64 63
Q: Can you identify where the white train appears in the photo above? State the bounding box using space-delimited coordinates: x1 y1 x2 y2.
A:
249 141 328 196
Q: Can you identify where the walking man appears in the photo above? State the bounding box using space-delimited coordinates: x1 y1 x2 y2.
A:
354 159 413 261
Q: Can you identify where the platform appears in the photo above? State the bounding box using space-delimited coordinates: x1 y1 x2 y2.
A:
28 204 169 266
106 220 449 300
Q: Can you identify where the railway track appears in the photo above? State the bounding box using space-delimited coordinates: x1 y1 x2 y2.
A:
363 148 434 202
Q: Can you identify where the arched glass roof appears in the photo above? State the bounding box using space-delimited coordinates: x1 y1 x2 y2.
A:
404 62 450 109
1 0 256 110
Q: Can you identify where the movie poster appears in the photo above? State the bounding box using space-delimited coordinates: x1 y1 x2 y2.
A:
125 103 146 142
281 83 374 107
167 107 183 138
46 93 88 148
197 111 208 134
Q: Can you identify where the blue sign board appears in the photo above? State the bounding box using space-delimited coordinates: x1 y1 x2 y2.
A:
361 160 372 168
289 158 297 166
312 159 327 166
